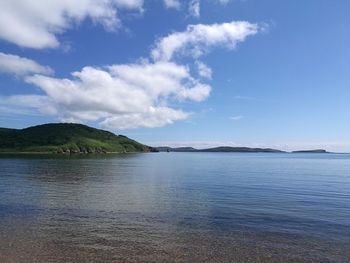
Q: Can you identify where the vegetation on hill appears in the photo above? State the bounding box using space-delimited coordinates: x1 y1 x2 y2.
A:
0 123 156 153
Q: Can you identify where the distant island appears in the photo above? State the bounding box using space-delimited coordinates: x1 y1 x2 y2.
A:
0 123 156 154
156 146 284 153
156 146 330 153
292 149 329 153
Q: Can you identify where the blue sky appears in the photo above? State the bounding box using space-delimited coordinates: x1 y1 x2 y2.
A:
0 0 349 151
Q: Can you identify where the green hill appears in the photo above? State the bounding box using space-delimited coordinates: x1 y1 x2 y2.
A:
0 123 156 153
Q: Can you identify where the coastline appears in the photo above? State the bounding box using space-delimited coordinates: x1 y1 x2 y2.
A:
0 151 151 155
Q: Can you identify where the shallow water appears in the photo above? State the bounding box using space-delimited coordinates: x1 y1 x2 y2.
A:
0 152 349 262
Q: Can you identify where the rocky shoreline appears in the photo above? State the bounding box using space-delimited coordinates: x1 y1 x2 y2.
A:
52 147 109 154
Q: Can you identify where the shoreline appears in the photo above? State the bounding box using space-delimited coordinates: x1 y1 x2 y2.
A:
0 151 151 155
0 151 344 154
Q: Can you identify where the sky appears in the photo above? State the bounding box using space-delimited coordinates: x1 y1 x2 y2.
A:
0 0 349 152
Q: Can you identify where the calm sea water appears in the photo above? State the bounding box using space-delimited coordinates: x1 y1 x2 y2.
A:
0 152 349 262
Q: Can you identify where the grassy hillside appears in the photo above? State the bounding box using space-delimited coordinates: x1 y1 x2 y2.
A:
0 123 156 153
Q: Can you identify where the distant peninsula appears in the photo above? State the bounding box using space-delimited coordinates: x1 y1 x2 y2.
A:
156 146 330 153
0 123 156 154
292 149 329 153
156 146 284 153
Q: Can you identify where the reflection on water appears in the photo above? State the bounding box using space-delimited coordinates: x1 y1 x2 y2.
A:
0 153 350 262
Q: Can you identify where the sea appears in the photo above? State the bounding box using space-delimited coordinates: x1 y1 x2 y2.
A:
0 152 349 262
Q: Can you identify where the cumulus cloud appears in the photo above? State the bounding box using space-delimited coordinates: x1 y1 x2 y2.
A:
25 61 210 129
151 21 259 61
0 0 143 49
4 20 260 129
0 52 53 76
101 107 189 129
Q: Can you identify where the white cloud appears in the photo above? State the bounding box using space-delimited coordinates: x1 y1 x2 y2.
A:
196 61 212 79
0 0 144 49
3 20 260 129
151 21 259 61
113 0 144 9
230 115 243 120
216 0 231 5
163 0 181 9
0 95 57 116
25 61 210 129
163 0 232 17
0 52 53 76
101 107 189 129
188 0 200 18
